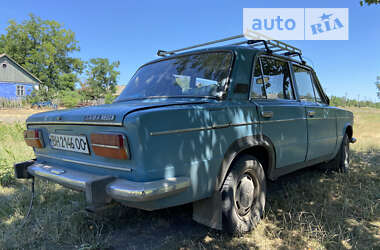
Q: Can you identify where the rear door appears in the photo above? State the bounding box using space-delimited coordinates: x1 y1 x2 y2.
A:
292 64 336 161
251 56 308 168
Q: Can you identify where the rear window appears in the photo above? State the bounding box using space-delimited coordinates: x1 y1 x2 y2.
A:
116 52 233 102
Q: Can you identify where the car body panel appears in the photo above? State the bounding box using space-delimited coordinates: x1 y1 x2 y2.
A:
305 103 337 161
253 99 308 168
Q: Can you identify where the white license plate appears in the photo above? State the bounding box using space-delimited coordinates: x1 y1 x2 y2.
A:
49 133 89 154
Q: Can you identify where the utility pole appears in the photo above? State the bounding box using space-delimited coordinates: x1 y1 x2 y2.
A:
344 92 348 107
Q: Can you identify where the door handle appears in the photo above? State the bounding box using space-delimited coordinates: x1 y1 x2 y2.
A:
307 110 316 117
261 111 273 118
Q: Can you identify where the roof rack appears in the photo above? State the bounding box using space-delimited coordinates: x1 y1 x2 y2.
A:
157 33 306 64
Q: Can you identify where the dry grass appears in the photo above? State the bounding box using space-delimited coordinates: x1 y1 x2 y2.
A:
0 108 56 124
0 107 379 249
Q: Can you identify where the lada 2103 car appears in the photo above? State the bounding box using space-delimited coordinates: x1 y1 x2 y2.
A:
15 35 356 234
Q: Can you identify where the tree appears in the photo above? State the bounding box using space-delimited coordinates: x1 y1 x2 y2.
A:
59 89 81 108
0 14 83 96
376 76 380 99
360 0 380 5
81 58 120 100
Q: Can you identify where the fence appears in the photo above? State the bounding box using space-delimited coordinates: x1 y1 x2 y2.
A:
0 98 26 109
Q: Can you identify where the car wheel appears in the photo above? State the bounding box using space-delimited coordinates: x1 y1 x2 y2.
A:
339 134 350 172
328 133 350 172
221 155 266 234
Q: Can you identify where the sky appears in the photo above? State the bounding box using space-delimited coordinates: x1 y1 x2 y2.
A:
0 0 379 101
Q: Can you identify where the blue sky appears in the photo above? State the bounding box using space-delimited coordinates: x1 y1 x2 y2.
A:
1 0 379 101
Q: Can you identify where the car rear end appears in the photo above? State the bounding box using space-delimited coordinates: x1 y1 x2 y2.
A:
15 105 191 211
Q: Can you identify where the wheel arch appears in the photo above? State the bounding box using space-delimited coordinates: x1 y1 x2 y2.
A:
216 135 276 191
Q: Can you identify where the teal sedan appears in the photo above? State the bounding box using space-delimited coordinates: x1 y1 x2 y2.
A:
15 36 355 234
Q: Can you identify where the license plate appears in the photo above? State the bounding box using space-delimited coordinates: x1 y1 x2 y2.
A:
49 133 89 154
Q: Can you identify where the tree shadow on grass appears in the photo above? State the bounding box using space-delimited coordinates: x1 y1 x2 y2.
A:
261 149 380 249
106 149 379 250
1 150 378 249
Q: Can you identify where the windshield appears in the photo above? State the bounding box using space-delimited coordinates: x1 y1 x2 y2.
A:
115 51 233 102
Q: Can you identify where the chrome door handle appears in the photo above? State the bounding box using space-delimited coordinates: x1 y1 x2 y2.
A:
307 110 316 117
261 111 273 118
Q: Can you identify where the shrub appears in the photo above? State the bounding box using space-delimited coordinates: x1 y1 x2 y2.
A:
59 90 81 108
104 93 116 104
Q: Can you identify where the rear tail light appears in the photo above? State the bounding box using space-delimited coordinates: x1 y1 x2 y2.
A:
24 129 45 148
90 133 130 160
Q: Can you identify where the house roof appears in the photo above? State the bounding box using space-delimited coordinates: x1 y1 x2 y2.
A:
0 53 42 84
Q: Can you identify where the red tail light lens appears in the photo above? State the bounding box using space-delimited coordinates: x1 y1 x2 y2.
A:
24 129 45 148
90 133 129 160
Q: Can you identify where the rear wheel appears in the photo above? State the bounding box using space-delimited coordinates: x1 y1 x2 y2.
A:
221 155 266 234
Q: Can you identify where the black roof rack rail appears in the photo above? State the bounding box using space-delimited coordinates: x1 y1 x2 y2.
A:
157 32 306 64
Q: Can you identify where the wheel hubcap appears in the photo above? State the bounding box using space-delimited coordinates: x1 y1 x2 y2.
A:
344 141 350 166
235 174 255 216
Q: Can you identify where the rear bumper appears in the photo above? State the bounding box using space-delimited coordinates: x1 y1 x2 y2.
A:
14 160 190 205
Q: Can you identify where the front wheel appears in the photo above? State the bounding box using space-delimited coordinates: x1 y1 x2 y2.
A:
327 133 350 172
339 134 350 172
221 155 266 234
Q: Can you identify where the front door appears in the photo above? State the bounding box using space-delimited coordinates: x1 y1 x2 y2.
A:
251 56 308 168
292 64 336 161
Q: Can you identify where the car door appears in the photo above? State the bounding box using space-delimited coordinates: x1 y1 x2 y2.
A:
292 64 337 161
251 56 308 168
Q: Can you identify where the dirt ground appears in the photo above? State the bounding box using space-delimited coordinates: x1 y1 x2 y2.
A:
0 108 50 123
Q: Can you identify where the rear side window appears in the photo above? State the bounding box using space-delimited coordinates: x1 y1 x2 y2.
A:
293 65 315 102
251 60 266 98
251 57 295 100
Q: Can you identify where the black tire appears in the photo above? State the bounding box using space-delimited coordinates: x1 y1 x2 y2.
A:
328 133 350 172
339 134 350 172
221 155 266 234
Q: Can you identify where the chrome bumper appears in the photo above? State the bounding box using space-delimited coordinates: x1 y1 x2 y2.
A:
17 161 190 203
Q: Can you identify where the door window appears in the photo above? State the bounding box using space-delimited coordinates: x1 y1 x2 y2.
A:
251 57 295 100
251 60 266 98
312 82 326 104
293 65 315 102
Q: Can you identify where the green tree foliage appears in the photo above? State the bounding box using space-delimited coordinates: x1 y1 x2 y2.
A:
360 0 380 5
81 58 120 101
0 14 83 94
376 77 380 99
59 89 81 108
330 95 380 109
104 92 116 104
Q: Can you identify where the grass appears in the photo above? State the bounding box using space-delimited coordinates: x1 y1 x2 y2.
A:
0 107 379 249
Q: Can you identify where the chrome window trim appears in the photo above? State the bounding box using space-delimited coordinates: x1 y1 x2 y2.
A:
35 153 132 172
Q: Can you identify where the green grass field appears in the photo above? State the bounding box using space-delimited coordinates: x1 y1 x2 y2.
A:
0 107 379 249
